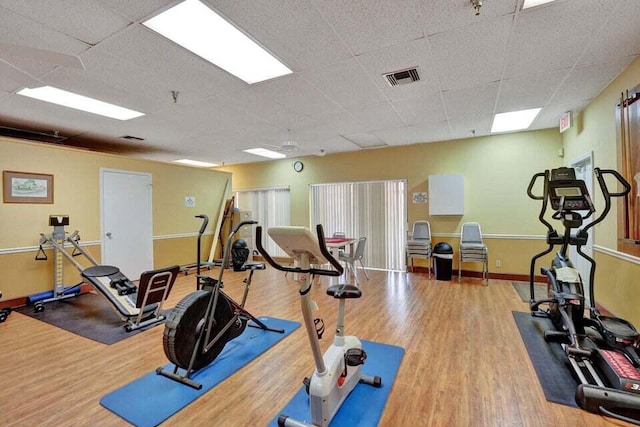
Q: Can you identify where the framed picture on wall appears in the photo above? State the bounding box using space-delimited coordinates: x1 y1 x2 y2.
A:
3 170 54 204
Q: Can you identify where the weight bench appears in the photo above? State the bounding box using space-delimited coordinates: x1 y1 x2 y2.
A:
82 264 180 332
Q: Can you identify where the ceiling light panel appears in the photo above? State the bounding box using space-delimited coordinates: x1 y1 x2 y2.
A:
491 108 541 133
243 148 286 159
143 0 292 84
522 0 557 10
17 86 144 120
174 159 219 167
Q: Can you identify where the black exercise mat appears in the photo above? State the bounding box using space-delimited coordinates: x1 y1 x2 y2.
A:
512 281 547 303
15 292 166 345
512 311 579 407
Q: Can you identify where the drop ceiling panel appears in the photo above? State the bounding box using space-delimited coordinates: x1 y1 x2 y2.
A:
0 7 89 78
429 15 513 92
448 115 493 139
96 0 179 21
409 120 451 144
576 1 640 65
0 0 131 45
343 102 404 131
504 0 618 78
418 0 518 36
312 0 424 55
255 73 342 117
301 57 387 109
442 81 500 121
551 58 632 105
391 94 447 126
373 126 418 146
496 68 569 112
207 0 352 72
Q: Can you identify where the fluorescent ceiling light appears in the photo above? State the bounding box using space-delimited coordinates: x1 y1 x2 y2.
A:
174 159 220 167
522 0 557 9
17 86 144 120
243 148 286 159
143 0 292 84
491 108 542 133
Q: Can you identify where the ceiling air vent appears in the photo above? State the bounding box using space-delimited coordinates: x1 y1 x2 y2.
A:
383 67 420 87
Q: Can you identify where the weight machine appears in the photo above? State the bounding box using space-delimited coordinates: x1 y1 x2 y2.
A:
34 215 179 331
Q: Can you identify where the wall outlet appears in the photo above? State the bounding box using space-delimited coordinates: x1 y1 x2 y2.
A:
495 259 501 268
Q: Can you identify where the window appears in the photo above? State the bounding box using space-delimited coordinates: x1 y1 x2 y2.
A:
234 187 290 257
310 180 407 271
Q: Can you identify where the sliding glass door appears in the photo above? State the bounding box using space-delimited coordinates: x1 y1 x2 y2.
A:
309 180 407 271
234 186 290 257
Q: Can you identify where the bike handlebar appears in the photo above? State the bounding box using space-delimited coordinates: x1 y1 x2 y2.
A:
255 224 343 277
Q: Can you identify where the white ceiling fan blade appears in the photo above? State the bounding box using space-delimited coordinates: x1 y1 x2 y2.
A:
0 42 85 70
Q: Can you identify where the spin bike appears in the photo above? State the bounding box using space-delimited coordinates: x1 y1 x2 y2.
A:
156 219 285 389
256 224 382 427
528 166 640 424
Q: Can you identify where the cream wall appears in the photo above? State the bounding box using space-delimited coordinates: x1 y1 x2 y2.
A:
0 137 230 300
562 56 640 326
218 128 563 275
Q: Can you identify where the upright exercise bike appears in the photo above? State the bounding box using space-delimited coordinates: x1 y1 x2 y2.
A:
156 219 285 389
528 167 640 424
256 224 381 427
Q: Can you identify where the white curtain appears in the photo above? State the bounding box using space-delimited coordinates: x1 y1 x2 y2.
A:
234 187 290 257
309 180 407 271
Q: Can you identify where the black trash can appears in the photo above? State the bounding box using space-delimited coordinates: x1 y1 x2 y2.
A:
433 242 454 281
231 239 249 271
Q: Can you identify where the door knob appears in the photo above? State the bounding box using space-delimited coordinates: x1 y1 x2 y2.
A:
106 232 112 238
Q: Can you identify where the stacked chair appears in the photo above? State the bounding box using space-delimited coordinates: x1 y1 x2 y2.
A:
458 222 488 284
406 221 432 276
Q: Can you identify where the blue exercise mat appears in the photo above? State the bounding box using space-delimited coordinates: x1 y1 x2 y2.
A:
268 340 405 427
100 317 299 426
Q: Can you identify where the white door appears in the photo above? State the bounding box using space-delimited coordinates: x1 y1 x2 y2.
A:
569 153 594 307
101 168 153 279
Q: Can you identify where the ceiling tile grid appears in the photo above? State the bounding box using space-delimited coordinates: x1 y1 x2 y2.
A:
0 0 638 165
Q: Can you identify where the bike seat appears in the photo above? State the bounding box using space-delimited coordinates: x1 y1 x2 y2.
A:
327 284 361 299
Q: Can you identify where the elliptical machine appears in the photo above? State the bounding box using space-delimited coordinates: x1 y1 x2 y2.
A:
528 166 640 424
156 219 284 389
256 224 381 427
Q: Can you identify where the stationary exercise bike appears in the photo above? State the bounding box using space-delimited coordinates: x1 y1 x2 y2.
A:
256 224 381 427
156 219 284 389
528 167 640 424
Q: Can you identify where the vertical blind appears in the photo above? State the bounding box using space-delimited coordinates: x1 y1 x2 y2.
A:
309 180 407 271
234 187 290 257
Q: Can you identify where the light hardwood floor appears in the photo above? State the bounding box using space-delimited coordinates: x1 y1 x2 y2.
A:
0 267 629 426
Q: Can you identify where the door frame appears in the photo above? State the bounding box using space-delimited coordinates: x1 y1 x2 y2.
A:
569 151 594 305
100 168 153 278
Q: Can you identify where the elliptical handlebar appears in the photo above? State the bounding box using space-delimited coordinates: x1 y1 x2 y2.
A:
255 224 343 277
528 170 555 233
581 168 631 236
